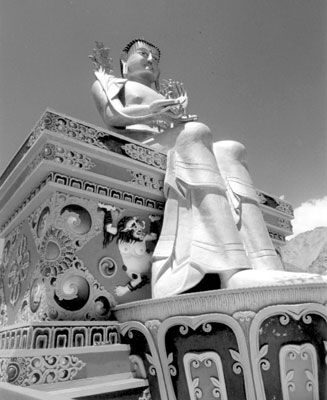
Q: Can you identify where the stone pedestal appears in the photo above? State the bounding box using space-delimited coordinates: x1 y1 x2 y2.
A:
0 110 299 400
114 284 327 400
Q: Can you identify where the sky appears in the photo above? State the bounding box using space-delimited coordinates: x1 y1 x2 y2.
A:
0 0 326 238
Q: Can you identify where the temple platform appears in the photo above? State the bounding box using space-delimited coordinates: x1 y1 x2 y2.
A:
1 110 324 400
114 284 327 400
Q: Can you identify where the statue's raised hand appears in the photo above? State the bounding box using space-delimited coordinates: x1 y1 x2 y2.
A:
149 96 187 116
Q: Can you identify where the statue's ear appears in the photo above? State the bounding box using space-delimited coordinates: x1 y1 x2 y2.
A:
120 60 128 77
155 71 161 91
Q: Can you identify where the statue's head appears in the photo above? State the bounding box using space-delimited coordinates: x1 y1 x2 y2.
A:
120 38 161 90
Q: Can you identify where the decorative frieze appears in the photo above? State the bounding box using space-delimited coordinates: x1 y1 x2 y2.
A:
1 172 164 234
122 143 166 170
27 110 166 171
128 170 164 192
27 144 96 176
27 111 109 151
0 322 119 351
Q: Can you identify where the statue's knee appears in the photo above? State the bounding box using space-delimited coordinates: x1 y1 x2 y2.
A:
178 122 212 146
213 140 247 164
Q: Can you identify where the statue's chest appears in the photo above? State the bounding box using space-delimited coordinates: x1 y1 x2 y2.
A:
124 81 163 106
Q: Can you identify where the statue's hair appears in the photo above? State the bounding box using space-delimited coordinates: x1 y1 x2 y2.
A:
121 38 160 59
120 38 160 77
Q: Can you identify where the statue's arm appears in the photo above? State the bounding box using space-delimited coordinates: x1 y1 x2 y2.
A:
92 76 189 129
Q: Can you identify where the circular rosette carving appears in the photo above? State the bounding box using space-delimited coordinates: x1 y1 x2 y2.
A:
29 277 45 313
53 270 90 312
93 296 111 318
60 205 92 235
45 259 115 320
40 227 75 277
6 358 27 385
98 257 117 278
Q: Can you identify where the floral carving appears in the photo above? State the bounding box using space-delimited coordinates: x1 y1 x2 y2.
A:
7 235 30 306
39 227 75 277
128 170 164 192
257 344 270 372
27 111 108 150
0 354 85 386
122 143 167 170
27 144 96 177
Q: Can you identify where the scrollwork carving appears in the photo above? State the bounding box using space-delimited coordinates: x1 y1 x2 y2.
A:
167 353 177 376
183 352 228 400
0 354 85 386
279 344 319 400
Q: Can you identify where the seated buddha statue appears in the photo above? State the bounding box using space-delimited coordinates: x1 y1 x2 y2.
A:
91 39 326 298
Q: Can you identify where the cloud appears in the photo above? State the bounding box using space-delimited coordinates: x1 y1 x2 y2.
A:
288 196 327 239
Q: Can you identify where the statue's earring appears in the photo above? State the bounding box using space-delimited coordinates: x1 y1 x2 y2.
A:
155 72 161 91
122 61 128 77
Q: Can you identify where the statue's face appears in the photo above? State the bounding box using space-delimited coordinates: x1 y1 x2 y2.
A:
125 41 160 84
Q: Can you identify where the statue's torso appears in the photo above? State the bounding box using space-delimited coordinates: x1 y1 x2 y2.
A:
123 80 164 107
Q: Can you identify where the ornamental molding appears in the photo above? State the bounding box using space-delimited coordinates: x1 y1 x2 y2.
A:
1 172 164 234
113 284 327 324
0 321 119 351
27 111 108 150
27 110 167 170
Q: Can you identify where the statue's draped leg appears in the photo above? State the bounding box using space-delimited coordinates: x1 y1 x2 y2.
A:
213 141 284 271
151 123 250 298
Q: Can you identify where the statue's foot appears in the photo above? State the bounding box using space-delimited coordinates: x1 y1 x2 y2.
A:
221 269 327 290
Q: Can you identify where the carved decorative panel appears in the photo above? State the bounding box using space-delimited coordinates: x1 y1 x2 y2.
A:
156 314 255 400
183 352 228 400
279 343 319 400
249 303 327 400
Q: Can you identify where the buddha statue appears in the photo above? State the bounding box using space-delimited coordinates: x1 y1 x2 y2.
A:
91 39 327 298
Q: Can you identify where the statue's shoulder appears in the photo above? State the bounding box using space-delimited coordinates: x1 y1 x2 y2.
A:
93 69 127 100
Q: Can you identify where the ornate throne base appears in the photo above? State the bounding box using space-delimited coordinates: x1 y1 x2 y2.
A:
115 284 327 400
0 110 324 400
